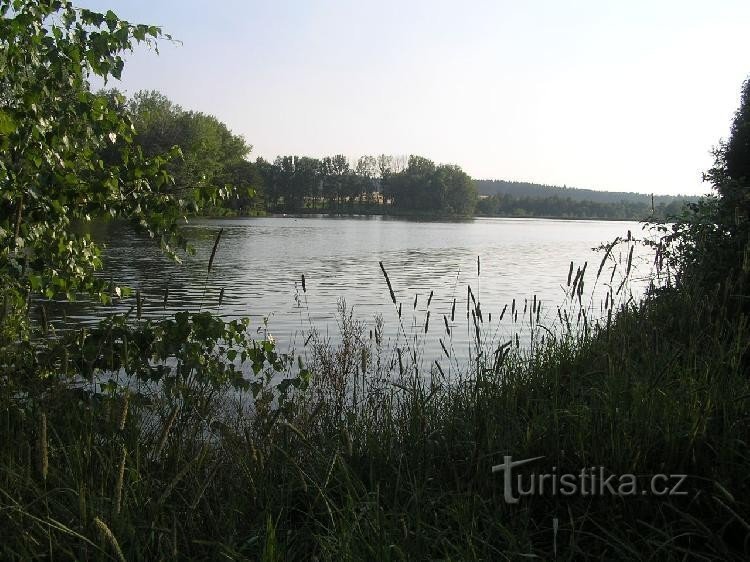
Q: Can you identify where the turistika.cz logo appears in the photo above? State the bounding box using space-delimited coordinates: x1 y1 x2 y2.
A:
491 456 689 504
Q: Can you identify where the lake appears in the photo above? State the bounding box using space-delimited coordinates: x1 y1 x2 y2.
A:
52 215 658 365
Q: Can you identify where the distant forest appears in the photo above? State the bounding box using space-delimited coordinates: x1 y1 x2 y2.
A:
474 180 694 220
474 179 687 205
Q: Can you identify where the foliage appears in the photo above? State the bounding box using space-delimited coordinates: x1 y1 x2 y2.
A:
0 2 283 406
656 74 750 289
214 158 265 214
0 1 188 312
382 155 477 215
126 90 259 211
722 77 750 213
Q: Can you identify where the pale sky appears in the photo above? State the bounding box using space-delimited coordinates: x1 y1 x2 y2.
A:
79 0 750 196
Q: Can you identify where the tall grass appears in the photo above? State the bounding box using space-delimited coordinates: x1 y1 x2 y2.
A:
1 236 749 560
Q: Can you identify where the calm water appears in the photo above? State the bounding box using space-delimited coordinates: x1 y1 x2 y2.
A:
53 216 656 362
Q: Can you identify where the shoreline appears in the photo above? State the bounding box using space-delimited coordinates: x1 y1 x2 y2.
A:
196 209 658 223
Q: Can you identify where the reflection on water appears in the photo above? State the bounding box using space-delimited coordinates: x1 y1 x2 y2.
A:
48 215 657 363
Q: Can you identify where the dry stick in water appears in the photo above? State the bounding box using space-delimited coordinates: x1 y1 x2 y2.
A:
379 261 396 305
208 228 224 273
201 228 224 310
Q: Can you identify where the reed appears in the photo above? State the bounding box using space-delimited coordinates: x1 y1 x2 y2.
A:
37 412 47 482
154 406 179 458
117 393 129 432
93 517 126 562
114 446 126 515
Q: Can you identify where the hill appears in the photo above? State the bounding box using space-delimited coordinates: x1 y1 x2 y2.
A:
474 179 688 205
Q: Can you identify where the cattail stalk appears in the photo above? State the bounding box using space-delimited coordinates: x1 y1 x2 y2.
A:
93 517 126 562
341 427 353 457
155 407 179 458
118 393 129 431
114 446 126 515
37 412 48 481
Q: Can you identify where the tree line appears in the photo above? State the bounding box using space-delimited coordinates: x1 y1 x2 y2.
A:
109 89 689 220
474 179 688 206
101 91 477 216
476 193 687 220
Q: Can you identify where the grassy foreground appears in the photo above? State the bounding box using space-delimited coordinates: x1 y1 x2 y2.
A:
1 257 749 561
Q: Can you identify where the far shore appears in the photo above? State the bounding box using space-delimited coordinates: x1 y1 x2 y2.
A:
197 208 656 223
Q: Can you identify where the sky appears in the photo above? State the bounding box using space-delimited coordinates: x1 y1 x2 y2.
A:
78 0 750 196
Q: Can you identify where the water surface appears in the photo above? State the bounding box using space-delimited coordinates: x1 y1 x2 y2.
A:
55 215 656 363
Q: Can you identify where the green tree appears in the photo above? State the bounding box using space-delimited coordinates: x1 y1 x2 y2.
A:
216 159 264 214
273 155 297 210
385 155 477 213
128 90 252 210
256 156 281 210
355 155 378 206
707 77 750 223
384 155 435 210
294 156 322 210
673 74 750 288
0 1 186 313
435 164 477 215
321 154 351 209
